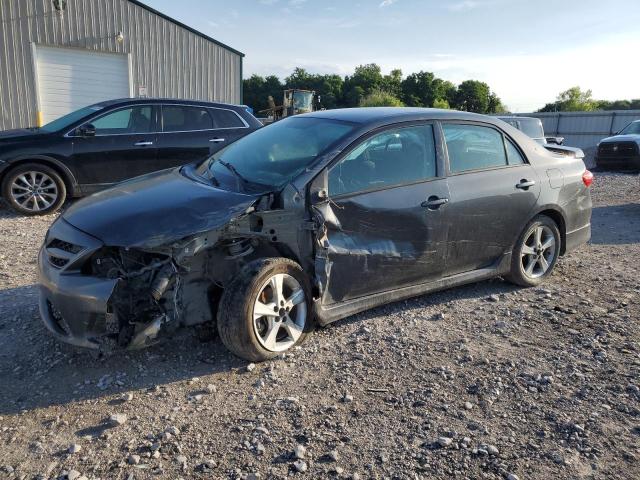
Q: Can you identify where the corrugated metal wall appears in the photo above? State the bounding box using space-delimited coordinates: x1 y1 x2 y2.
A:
514 111 640 151
0 0 243 130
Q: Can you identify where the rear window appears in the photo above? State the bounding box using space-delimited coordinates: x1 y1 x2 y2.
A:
162 106 213 132
211 109 245 128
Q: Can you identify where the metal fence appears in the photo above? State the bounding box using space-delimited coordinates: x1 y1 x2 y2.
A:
514 110 640 152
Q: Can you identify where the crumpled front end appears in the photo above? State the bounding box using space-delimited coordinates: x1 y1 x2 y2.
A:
38 218 197 352
37 185 313 353
38 218 118 349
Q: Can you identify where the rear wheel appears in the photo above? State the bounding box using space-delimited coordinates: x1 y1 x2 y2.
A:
217 258 313 362
1 163 66 215
506 215 561 287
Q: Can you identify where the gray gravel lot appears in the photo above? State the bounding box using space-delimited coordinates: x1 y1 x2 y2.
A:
0 172 639 480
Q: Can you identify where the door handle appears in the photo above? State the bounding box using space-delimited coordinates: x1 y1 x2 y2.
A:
421 196 449 210
209 138 226 143
516 179 536 190
134 141 154 146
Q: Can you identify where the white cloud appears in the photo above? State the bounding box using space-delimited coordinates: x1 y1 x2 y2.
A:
259 0 279 5
335 19 361 28
447 1 480 12
379 0 399 7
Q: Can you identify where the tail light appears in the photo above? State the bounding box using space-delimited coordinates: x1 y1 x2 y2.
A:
582 170 594 187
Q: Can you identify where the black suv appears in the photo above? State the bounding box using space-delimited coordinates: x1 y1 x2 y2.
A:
0 98 262 215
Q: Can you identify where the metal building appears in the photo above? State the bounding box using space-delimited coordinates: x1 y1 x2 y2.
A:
0 0 244 130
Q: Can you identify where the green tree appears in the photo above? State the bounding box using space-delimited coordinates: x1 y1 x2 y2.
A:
595 99 640 111
538 86 598 112
242 74 283 113
343 63 384 106
454 80 491 113
316 74 344 109
382 69 403 99
284 68 344 110
243 65 509 114
488 93 507 113
401 71 438 107
359 89 404 107
433 98 450 109
438 80 458 107
284 67 313 88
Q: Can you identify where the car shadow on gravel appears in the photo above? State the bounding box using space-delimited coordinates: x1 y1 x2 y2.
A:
0 276 521 416
0 284 247 416
590 203 640 245
325 276 521 329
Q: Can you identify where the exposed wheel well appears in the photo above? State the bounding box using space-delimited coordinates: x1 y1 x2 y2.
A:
0 159 76 199
537 209 566 255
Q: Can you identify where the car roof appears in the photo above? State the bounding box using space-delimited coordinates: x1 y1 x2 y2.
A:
496 116 540 122
94 98 245 109
301 107 503 126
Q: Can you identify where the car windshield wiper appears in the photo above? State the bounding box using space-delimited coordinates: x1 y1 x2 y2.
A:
217 160 250 186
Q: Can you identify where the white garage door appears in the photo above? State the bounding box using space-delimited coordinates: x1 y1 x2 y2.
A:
35 46 131 124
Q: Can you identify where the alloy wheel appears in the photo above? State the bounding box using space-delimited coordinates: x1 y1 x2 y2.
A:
252 273 307 352
10 171 59 213
520 225 556 279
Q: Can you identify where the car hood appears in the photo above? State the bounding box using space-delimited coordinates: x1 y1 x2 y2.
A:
62 168 260 248
0 128 47 142
599 134 640 144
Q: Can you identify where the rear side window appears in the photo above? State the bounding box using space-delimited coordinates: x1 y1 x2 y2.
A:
162 106 213 132
91 106 153 135
329 124 437 196
210 108 245 128
443 124 508 173
505 138 525 165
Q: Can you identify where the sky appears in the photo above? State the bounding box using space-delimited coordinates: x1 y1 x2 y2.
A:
145 0 640 112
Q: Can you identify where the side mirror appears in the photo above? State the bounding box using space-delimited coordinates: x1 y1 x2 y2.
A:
76 123 96 137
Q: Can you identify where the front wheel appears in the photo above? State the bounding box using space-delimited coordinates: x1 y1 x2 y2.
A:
217 258 313 362
506 215 561 287
1 163 66 215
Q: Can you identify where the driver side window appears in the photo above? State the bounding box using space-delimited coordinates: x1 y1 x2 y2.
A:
328 124 437 196
91 106 153 136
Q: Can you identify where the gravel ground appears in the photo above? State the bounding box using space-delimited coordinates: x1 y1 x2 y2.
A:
0 172 639 480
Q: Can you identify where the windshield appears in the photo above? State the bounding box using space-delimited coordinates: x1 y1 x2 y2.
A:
619 121 640 135
40 104 106 132
293 92 314 113
203 117 355 191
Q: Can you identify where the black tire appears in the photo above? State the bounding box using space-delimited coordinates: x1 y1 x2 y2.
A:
506 215 561 287
1 163 66 215
217 258 313 362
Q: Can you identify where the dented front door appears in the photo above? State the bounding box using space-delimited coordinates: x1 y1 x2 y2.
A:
316 123 450 304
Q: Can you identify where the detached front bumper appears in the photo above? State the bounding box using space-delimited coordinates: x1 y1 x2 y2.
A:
37 219 116 349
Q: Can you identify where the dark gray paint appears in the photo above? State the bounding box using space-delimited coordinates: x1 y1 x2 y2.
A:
37 108 593 351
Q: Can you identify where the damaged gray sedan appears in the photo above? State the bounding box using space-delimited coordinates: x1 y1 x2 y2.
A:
38 108 593 361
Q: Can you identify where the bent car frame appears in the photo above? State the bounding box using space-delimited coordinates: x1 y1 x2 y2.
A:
38 108 593 361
